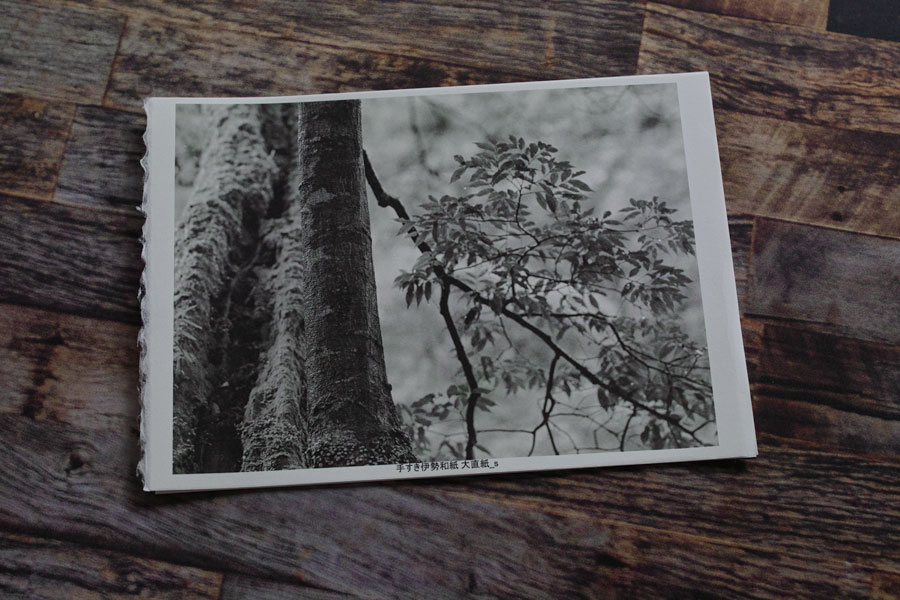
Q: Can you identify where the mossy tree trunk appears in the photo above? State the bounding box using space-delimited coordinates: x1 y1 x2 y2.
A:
173 101 413 474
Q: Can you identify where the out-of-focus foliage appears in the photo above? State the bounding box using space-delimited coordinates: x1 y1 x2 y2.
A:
393 137 714 459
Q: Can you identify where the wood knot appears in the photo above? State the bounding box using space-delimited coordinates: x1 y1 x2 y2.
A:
65 449 90 475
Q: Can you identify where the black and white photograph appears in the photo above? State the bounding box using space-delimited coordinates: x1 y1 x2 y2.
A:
141 74 756 491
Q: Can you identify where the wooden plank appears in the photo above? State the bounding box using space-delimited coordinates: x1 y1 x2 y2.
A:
872 570 900 600
746 219 900 345
717 110 900 239
748 321 900 456
728 214 753 307
104 12 603 111
655 0 829 29
0 305 897 596
0 194 141 324
438 446 900 574
0 532 222 599
220 576 353 600
0 95 74 201
0 303 139 429
0 413 894 599
0 1 123 104
55 106 146 211
638 3 900 135
68 0 643 84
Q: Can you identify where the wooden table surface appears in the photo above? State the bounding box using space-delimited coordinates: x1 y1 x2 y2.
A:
1 1 898 598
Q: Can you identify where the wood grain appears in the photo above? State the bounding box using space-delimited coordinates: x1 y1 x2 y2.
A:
0 532 222 599
220 576 352 600
0 1 123 104
106 16 534 111
748 321 900 456
55 106 146 211
655 0 829 29
727 214 753 306
638 3 900 135
0 409 895 599
0 95 74 201
63 0 643 83
717 110 900 239
747 218 900 345
0 195 141 324
0 303 139 429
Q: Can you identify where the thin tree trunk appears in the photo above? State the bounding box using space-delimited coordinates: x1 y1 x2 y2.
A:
297 100 414 467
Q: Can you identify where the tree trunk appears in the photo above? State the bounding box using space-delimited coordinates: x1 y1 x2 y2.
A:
174 101 413 473
296 100 414 467
173 105 278 474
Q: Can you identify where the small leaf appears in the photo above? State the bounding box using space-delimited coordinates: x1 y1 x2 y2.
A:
570 179 592 192
450 166 466 183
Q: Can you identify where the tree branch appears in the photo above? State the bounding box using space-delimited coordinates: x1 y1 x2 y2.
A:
363 151 707 448
438 283 480 460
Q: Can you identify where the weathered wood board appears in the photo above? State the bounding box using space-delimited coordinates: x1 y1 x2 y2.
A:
0 532 222 600
717 110 900 239
55 106 146 211
60 0 644 83
106 16 528 111
0 1 123 104
0 301 897 597
747 218 900 345
638 3 900 135
0 195 141 324
0 303 139 429
0 94 74 201
655 0 829 29
748 321 900 456
0 408 896 598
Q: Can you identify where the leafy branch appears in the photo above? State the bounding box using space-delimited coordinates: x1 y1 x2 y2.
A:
365 135 714 460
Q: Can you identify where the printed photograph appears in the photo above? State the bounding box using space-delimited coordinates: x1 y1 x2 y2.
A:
171 83 717 475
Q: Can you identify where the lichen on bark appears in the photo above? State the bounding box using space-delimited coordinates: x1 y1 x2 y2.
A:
173 104 277 474
174 101 413 474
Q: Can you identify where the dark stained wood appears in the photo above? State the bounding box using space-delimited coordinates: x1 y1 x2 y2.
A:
0 305 895 597
105 16 532 111
748 321 900 456
0 532 222 599
0 0 899 596
64 0 644 84
220 576 353 600
717 110 900 239
638 3 900 135
746 218 900 345
727 214 753 306
55 106 146 211
0 409 896 599
0 95 74 201
656 0 829 29
0 195 141 324
0 1 124 104
0 303 139 429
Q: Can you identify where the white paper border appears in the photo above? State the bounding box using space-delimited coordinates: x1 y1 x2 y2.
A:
141 72 756 492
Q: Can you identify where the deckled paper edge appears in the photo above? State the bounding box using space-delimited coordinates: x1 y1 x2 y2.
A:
136 99 152 488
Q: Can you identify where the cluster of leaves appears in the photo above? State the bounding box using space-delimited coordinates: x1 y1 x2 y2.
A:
395 136 714 458
398 386 495 460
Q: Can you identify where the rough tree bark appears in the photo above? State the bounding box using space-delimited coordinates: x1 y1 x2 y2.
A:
296 100 414 467
173 101 413 474
173 105 278 474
